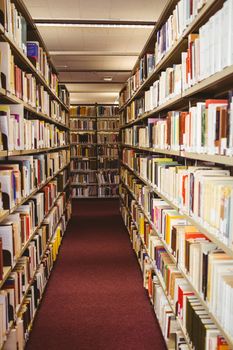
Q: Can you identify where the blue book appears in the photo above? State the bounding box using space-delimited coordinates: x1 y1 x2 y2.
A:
27 41 39 61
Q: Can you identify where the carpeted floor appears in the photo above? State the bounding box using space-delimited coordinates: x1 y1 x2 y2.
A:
26 199 167 350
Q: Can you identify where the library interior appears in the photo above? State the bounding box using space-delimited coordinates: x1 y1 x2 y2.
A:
0 0 233 349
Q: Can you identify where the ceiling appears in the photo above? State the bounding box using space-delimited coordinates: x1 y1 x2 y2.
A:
24 0 165 104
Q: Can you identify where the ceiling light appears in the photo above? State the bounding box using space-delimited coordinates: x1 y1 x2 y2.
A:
103 77 113 81
36 23 154 29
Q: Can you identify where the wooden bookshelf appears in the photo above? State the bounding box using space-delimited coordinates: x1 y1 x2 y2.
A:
119 0 233 348
120 179 233 348
119 0 225 112
70 104 120 199
0 2 71 347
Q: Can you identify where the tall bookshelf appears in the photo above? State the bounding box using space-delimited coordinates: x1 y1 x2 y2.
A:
0 1 71 348
119 0 233 349
70 104 120 199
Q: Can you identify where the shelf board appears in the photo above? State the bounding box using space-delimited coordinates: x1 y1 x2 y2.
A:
71 183 97 186
8 145 70 157
70 130 96 133
69 115 97 119
98 183 119 186
70 143 97 146
71 156 97 160
122 144 180 156
70 169 97 173
121 144 233 166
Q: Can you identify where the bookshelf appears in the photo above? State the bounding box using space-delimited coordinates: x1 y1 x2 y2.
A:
0 1 71 349
70 104 120 199
119 0 233 349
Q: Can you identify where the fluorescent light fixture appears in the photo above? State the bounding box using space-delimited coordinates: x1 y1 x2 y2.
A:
103 77 113 81
36 23 154 28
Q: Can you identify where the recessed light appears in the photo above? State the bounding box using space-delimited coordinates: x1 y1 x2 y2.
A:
103 77 113 81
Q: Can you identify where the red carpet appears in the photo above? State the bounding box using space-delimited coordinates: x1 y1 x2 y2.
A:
26 199 166 350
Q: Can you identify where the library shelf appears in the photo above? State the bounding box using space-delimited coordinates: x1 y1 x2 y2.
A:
120 181 233 348
119 0 225 112
121 161 233 259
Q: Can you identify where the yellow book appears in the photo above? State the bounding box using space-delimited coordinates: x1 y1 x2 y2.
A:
165 210 186 246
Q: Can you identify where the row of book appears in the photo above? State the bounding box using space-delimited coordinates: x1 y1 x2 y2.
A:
98 186 119 197
70 119 96 130
0 0 62 95
120 205 190 349
120 2 233 121
71 145 96 158
122 148 233 249
0 149 70 211
97 133 119 144
97 105 119 117
71 170 119 185
58 85 69 107
0 104 68 151
155 0 207 66
119 0 207 105
71 186 97 198
96 171 120 185
122 97 233 156
70 105 119 118
183 0 233 90
70 133 119 144
70 159 118 172
0 197 72 349
98 158 119 170
0 184 68 275
0 42 68 123
71 173 97 185
98 145 119 157
72 186 119 198
70 106 96 117
70 133 96 144
120 196 230 349
71 159 97 172
120 0 233 107
97 120 119 130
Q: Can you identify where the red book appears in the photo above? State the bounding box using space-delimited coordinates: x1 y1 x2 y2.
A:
205 99 228 107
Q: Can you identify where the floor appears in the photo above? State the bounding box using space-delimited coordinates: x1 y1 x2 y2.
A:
26 199 166 350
